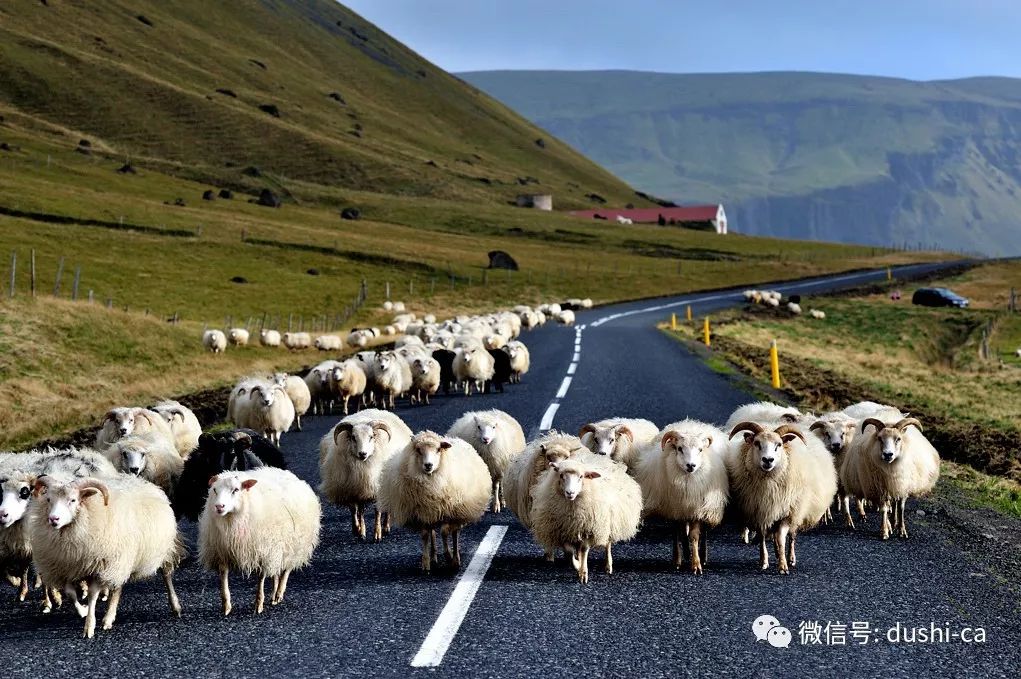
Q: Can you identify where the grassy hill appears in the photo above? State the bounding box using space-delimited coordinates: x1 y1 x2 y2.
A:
460 70 1021 256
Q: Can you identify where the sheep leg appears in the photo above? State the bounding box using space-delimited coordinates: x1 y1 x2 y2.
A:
689 521 703 575
273 570 291 605
67 585 88 618
17 564 29 602
741 527 751 544
789 531 798 568
162 566 182 617
384 512 391 535
255 574 266 614
856 498 867 523
842 495 856 529
350 504 362 537
545 548 556 563
357 503 367 540
440 525 453 563
880 499 892 540
100 586 123 630
4 573 19 588
220 568 232 616
758 533 770 570
774 523 790 574
373 508 383 543
702 534 709 566
42 587 62 613
898 497 909 539
673 525 683 569
491 480 501 513
578 545 590 584
82 581 101 639
451 528 462 570
604 542 613 574
420 530 433 573
296 414 302 431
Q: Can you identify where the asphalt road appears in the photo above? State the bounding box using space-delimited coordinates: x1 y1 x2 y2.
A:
3 260 1017 677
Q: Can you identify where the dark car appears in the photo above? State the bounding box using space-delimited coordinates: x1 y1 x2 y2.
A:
911 287 970 308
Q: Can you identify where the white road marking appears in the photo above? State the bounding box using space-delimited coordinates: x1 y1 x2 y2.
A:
555 376 572 398
539 403 560 431
572 351 580 361
567 362 577 375
410 526 509 668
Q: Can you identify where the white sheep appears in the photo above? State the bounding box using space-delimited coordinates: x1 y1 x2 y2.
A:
382 301 394 312
329 360 368 415
226 378 261 424
724 401 807 431
233 382 295 446
319 409 413 541
29 475 182 637
446 410 526 513
637 420 729 573
378 431 491 572
787 302 802 315
228 328 250 347
764 297 780 308
272 373 312 431
453 345 495 395
200 468 321 615
808 412 859 526
203 329 226 353
530 455 642 583
103 433 183 498
503 341 530 383
809 309 826 319
410 356 440 405
260 329 281 347
95 406 176 453
726 422 837 573
841 401 904 421
314 335 343 351
503 431 585 534
374 351 412 409
283 332 312 350
557 309 576 326
840 417 939 540
581 298 593 309
579 417 659 473
151 400 201 457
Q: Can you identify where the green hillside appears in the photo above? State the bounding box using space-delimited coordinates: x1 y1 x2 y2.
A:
460 70 1021 255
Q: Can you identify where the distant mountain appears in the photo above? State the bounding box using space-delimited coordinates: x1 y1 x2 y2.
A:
460 70 1021 255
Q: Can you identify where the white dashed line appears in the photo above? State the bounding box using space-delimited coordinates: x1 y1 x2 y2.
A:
567 363 577 375
572 351 580 361
555 376 572 398
539 402 560 431
410 526 509 667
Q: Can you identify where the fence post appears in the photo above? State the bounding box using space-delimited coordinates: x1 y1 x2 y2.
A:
71 266 81 300
670 313 677 331
686 305 692 322
1010 287 1016 313
52 257 64 297
30 249 36 297
409 278 414 296
770 340 781 388
703 317 711 347
430 278 436 295
8 252 14 298
386 281 390 300
88 290 94 303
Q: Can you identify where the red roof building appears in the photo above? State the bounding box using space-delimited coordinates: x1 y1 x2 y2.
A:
570 204 728 234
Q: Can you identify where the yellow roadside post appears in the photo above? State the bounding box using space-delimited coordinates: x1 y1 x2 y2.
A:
670 313 677 330
887 267 893 282
703 317 711 347
686 305 693 322
770 339 781 388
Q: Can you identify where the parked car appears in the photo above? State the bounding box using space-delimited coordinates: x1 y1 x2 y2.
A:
911 287 970 308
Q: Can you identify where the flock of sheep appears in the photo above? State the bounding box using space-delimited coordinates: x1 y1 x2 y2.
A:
743 289 826 319
0 292 943 640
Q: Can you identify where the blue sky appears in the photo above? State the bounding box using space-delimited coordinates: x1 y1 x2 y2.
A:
342 0 1021 80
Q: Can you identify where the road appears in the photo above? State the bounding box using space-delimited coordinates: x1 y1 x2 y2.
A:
3 260 1017 678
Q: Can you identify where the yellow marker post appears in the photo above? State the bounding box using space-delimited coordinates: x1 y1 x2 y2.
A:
670 313 677 331
887 267 893 282
686 305 693 322
703 317 711 347
770 339 781 388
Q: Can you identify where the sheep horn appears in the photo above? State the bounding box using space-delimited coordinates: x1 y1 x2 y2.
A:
333 422 355 443
773 425 806 445
372 421 392 439
809 421 827 433
615 426 634 444
895 417 923 433
578 423 597 439
660 431 679 451
861 418 887 434
728 422 764 440
75 479 110 506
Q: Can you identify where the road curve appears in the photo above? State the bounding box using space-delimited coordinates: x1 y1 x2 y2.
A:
3 260 1017 678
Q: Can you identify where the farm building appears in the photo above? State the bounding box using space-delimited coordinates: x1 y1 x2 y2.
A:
570 204 728 234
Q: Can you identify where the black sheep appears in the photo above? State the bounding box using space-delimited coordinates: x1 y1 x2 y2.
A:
432 349 456 395
486 349 512 394
173 429 286 521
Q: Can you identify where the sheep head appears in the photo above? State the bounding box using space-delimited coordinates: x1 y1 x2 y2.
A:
35 476 109 529
661 430 713 474
0 471 38 527
550 460 600 502
810 418 856 455
729 422 794 473
410 431 451 475
207 474 258 516
113 437 150 476
862 417 923 464
106 408 135 437
475 415 499 445
539 441 577 468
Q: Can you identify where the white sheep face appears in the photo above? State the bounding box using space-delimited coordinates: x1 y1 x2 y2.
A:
476 418 498 445
208 475 257 516
556 467 600 501
590 428 618 456
0 477 33 527
664 433 712 474
744 433 787 473
119 445 148 476
874 429 905 463
108 409 136 437
413 437 451 475
348 423 378 461
40 483 101 529
252 387 275 408
813 421 854 455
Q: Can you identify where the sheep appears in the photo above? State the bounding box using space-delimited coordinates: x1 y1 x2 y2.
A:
503 341 530 383
233 382 295 446
104 434 183 498
383 325 397 336
840 417 939 540
319 410 413 541
203 329 227 353
764 297 780 308
432 349 456 395
809 309 826 319
95 407 176 453
446 410 526 513
393 301 406 313
382 301 394 312
557 309 576 326
378 431 491 573
410 356 440 405
282 332 312 350
637 420 729 573
260 329 281 347
374 351 412 409
724 401 806 431
151 400 201 457
272 373 311 431
808 412 859 526
453 345 495 395
29 475 182 637
396 335 424 348
530 455 642 583
346 329 371 348
503 431 586 533
787 302 802 315
726 422 837 573
581 298 593 309
486 348 512 393
226 377 262 424
579 418 659 473
1016 347 1021 358
228 328 250 347
173 429 286 521
200 468 321 615
841 401 904 421
314 335 343 351
328 360 368 415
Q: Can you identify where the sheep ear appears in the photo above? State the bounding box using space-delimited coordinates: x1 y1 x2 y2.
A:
241 479 258 490
208 475 219 487
615 426 634 444
79 487 102 502
660 431 678 451
104 410 118 422
743 432 755 444
780 433 801 444
583 471 601 480
439 440 452 451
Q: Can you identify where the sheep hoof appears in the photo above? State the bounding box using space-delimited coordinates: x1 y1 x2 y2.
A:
691 564 703 575
223 605 232 616
759 561 769 571
102 620 114 631
578 571 589 584
778 565 789 575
